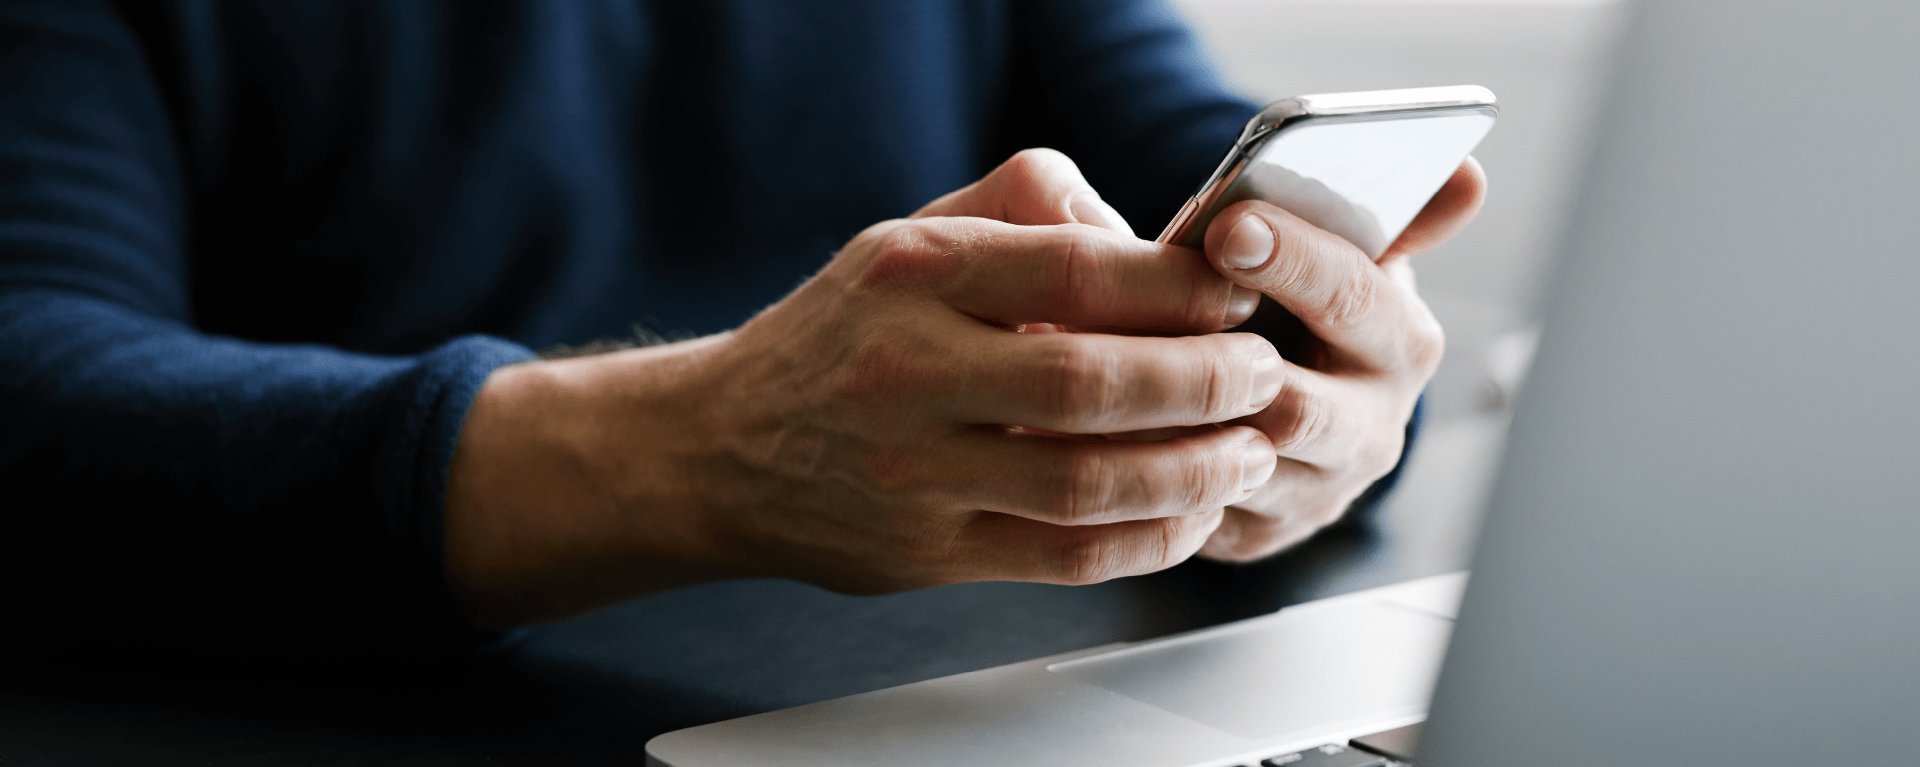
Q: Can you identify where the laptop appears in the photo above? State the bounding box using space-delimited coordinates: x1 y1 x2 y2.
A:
647 0 1920 763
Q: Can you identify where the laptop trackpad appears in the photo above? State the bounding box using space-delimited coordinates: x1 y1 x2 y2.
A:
1047 600 1451 740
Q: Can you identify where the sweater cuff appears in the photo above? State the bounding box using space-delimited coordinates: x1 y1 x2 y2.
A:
393 335 535 658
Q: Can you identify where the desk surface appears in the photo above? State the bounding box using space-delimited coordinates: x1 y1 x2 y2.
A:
0 519 1439 766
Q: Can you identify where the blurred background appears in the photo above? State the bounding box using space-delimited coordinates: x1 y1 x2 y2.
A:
1173 0 1627 576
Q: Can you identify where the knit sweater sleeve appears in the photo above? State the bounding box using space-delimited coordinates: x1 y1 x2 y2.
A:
0 0 531 662
997 0 1258 229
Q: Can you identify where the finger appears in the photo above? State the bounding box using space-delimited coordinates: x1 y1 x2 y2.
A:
939 329 1284 433
857 217 1256 331
1240 360 1349 464
1198 459 1362 562
921 425 1275 526
1203 200 1441 371
1198 502 1314 563
1384 258 1419 294
1244 369 1410 486
913 148 1134 235
1379 156 1487 265
958 506 1225 585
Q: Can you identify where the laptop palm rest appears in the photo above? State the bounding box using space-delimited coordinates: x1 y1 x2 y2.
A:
1048 599 1451 740
646 575 1466 767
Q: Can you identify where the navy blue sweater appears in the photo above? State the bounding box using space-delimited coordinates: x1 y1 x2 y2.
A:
0 0 1261 660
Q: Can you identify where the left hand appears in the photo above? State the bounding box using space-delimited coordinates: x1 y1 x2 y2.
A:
1196 158 1487 560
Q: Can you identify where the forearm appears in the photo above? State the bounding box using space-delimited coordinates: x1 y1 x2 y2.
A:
441 153 1287 625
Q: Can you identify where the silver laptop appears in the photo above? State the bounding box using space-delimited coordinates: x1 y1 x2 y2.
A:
648 0 1920 763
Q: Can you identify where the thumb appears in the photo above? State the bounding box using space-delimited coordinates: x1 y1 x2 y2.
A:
913 148 1134 236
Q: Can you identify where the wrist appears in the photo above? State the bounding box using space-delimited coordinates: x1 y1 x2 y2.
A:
444 333 740 627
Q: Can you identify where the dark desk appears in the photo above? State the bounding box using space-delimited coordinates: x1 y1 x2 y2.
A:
0 520 1442 766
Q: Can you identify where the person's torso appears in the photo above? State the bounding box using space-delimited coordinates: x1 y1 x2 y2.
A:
122 0 1016 351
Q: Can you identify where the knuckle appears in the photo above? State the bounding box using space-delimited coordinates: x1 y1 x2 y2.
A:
1003 148 1070 182
1205 519 1282 561
855 222 946 290
1052 445 1119 522
1405 312 1446 370
1267 381 1331 452
1217 515 1296 562
844 337 948 401
1051 517 1182 585
1103 445 1222 517
846 340 909 397
1038 230 1102 319
1177 444 1224 510
996 148 1078 211
1355 429 1406 480
1217 535 1275 563
1264 234 1377 330
1196 345 1240 421
1041 339 1120 426
873 221 933 261
1148 515 1194 570
1052 535 1118 586
1266 236 1317 297
1315 269 1378 330
898 517 967 573
1186 279 1240 331
863 446 922 496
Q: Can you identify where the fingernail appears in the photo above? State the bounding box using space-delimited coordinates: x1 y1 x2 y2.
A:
1070 193 1135 237
1239 436 1276 493
1248 345 1283 409
1226 285 1261 326
1221 216 1273 270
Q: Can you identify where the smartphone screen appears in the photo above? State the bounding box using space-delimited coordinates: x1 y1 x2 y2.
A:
1227 110 1495 259
1159 87 1497 260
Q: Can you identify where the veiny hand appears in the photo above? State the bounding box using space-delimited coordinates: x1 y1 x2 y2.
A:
446 150 1285 625
688 149 1289 594
1195 158 1487 560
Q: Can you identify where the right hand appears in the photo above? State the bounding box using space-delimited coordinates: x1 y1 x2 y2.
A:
446 150 1283 625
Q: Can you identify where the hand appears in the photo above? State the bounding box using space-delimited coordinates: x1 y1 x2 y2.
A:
1195 158 1487 560
445 150 1284 626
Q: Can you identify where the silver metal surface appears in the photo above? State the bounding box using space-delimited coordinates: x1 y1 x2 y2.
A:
1157 85 1496 252
1049 598 1449 740
646 573 1466 767
1421 2 1920 765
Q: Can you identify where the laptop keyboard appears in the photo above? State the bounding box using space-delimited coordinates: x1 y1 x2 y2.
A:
1259 722 1421 767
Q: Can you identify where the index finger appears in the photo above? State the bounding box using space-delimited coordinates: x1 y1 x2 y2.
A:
1379 156 1487 265
860 217 1258 333
914 148 1135 235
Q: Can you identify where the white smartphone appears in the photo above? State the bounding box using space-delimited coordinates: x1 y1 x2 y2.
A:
1157 85 1498 260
